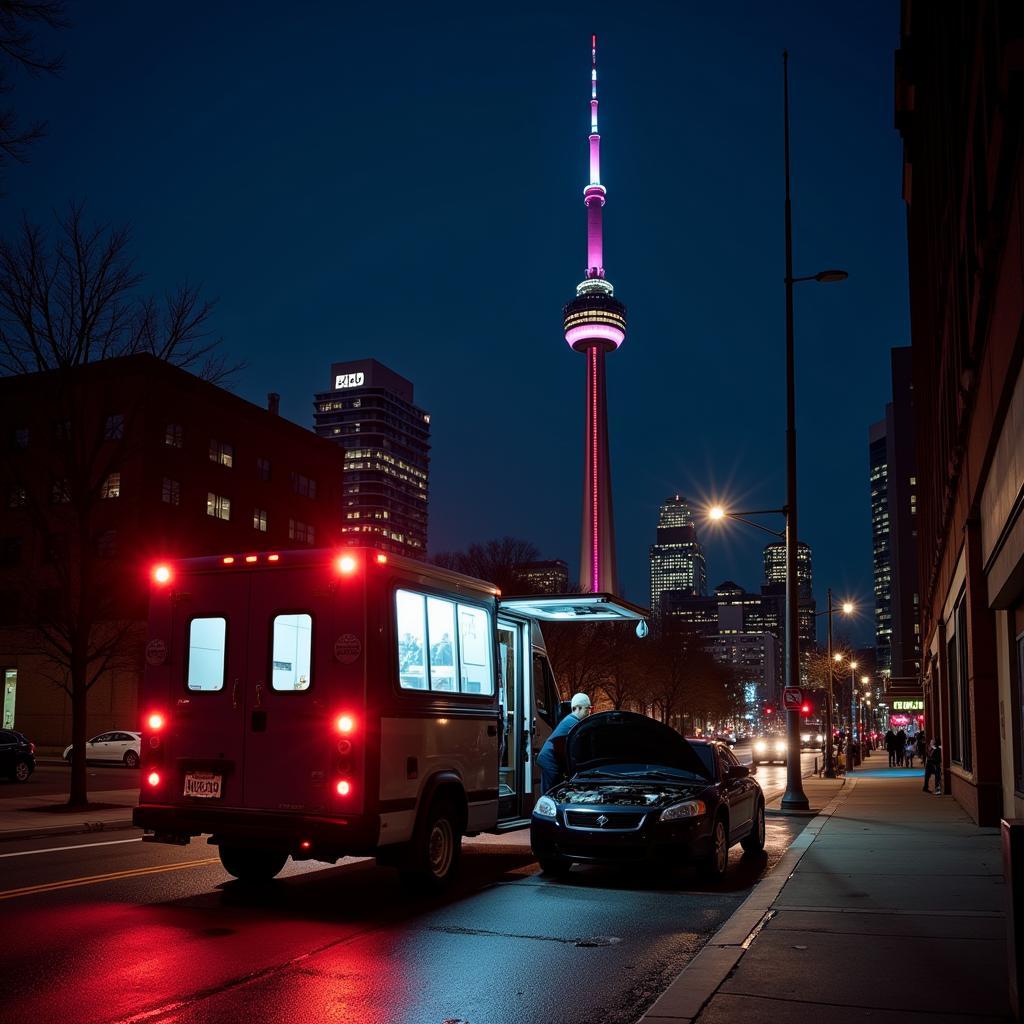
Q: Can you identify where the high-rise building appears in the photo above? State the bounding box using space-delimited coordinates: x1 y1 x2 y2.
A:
313 359 430 559
869 419 893 676
515 560 570 594
759 541 816 683
649 496 708 622
562 36 627 594
896 3 1023 824
762 541 812 600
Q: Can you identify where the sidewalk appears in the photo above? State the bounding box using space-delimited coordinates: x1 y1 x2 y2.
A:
641 769 1012 1023
0 787 137 841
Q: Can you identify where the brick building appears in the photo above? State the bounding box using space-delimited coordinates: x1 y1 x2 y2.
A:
0 354 345 746
896 2 1024 824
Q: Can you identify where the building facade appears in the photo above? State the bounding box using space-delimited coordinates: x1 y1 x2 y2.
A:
649 495 708 623
896 1 1024 824
0 354 345 746
869 418 893 676
313 359 430 559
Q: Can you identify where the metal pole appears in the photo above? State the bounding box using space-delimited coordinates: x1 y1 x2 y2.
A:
781 50 808 810
848 665 856 771
824 588 836 777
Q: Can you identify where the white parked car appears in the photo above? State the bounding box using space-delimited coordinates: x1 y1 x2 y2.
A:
63 731 141 768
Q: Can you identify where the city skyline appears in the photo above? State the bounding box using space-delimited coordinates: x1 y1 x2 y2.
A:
2 3 905 646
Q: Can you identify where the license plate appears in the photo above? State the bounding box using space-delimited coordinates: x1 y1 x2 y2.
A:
183 772 222 799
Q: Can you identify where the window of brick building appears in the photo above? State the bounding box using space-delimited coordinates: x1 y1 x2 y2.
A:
209 439 234 468
291 472 317 499
164 423 183 448
101 473 121 499
161 477 181 506
253 508 267 532
8 485 26 508
256 457 271 481
104 414 125 440
207 492 231 520
51 479 70 504
288 519 315 545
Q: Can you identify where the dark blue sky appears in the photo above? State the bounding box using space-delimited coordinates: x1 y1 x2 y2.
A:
7 1 906 646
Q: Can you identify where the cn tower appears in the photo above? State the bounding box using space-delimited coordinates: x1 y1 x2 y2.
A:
563 35 626 594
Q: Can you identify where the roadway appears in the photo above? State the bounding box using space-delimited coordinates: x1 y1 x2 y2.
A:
0 751 818 1024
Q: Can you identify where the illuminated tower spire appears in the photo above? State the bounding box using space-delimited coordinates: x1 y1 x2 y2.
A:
562 34 627 594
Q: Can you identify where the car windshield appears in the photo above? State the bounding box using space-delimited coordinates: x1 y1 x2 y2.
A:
692 744 716 778
576 762 705 781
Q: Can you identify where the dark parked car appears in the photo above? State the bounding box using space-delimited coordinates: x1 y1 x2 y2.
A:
0 729 36 782
530 711 764 879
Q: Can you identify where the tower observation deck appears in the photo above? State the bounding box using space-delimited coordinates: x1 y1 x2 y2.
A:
563 35 627 594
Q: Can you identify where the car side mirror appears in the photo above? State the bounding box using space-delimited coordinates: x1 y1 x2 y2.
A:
728 763 751 779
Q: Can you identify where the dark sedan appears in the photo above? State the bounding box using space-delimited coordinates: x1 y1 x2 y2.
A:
0 729 36 782
530 711 764 879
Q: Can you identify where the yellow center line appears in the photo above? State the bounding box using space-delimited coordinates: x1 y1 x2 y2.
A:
0 857 221 901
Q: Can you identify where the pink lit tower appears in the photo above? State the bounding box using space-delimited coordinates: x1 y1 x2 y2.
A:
563 35 627 594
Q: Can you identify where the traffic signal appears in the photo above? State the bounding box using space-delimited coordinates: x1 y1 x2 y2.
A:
801 702 812 715
765 704 775 715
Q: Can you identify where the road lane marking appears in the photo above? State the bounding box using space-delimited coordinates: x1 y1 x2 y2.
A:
0 857 220 901
0 837 143 859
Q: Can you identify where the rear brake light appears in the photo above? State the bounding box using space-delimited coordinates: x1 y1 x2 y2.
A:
147 771 161 787
336 555 357 575
147 713 165 731
375 553 388 564
152 564 172 585
336 779 351 796
29 742 36 754
336 714 355 734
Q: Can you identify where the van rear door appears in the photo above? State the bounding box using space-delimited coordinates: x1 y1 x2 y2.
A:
167 570 251 809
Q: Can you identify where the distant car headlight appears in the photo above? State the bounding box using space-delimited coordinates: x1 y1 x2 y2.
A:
815 733 824 743
754 740 768 753
775 742 787 754
533 795 557 819
661 799 707 822
800 733 811 742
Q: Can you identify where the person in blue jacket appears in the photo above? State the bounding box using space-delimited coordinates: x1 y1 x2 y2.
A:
537 693 592 794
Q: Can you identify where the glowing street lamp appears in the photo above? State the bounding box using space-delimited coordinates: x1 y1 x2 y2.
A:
820 591 855 778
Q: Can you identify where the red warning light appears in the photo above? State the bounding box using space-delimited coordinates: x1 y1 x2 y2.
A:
267 553 280 562
245 554 258 563
765 705 775 715
336 555 357 575
146 771 161 787
336 714 355 734
152 564 172 585
801 702 812 715
336 779 351 796
375 553 388 565
222 556 235 565
300 840 312 850
147 713 165 731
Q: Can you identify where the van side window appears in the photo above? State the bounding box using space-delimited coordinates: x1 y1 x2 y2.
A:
396 590 427 689
395 588 493 695
427 597 456 691
187 617 226 691
458 604 493 695
533 653 560 727
271 613 312 690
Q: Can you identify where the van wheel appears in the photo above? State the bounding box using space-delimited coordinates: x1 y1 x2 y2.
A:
123 750 140 769
401 797 462 890
218 846 288 882
741 801 766 855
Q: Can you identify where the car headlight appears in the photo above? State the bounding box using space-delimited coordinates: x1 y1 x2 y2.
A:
660 799 707 822
816 733 824 743
800 733 811 742
754 740 767 752
775 742 787 754
533 795 557 819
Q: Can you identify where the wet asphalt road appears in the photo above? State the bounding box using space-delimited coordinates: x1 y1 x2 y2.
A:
0 750 816 1024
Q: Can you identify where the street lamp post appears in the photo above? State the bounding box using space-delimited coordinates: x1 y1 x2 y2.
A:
824 589 837 777
847 660 858 770
781 51 847 809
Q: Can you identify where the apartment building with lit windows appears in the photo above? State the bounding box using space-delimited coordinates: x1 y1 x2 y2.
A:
313 359 430 559
649 495 708 624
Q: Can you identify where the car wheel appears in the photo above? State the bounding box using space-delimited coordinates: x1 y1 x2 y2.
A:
538 853 573 877
741 800 766 855
400 797 462 891
123 750 140 769
701 815 730 880
218 845 288 882
12 759 32 783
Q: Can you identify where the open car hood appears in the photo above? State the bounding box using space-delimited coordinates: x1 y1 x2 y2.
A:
566 710 710 779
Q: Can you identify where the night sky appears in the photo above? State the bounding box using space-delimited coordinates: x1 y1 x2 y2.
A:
6 2 907 647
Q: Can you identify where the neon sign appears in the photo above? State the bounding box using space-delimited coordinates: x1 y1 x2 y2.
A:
335 373 365 390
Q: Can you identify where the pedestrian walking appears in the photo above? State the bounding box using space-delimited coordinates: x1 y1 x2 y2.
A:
896 728 907 767
905 736 916 768
916 730 928 764
885 728 897 767
923 736 942 794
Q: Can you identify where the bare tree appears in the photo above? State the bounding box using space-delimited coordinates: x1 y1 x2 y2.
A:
0 0 67 184
0 206 223 807
432 536 541 595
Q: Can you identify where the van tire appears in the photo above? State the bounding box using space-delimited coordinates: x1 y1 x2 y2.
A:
218 845 288 883
400 797 462 891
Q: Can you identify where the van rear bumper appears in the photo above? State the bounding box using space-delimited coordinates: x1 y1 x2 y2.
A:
133 804 380 854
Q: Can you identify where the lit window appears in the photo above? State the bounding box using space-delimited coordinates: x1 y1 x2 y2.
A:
164 423 183 448
161 477 181 506
187 617 226 691
206 492 230 520
209 439 234 468
253 507 268 532
101 473 121 499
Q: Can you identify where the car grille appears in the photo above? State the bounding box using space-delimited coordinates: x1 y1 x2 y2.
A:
564 809 646 832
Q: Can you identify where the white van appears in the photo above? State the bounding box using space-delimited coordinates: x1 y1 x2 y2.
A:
134 547 646 887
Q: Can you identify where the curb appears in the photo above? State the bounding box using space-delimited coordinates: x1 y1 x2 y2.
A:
637 779 855 1024
0 818 137 843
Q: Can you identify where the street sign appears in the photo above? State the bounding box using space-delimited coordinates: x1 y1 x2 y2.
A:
782 686 803 710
